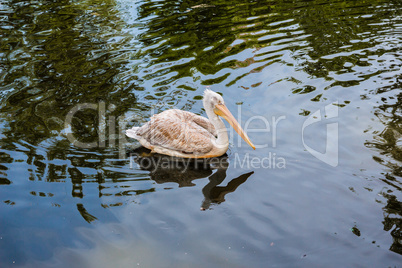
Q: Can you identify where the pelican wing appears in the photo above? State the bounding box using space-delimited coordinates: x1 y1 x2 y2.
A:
191 113 217 137
136 109 216 154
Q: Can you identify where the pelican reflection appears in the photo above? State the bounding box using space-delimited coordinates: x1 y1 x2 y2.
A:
129 147 253 209
201 170 253 210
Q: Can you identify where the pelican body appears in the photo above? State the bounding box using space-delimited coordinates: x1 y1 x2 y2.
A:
126 89 255 158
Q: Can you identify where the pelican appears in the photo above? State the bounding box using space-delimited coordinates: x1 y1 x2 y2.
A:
126 89 255 158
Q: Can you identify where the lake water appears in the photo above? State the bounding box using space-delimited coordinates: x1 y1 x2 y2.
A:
1 0 402 267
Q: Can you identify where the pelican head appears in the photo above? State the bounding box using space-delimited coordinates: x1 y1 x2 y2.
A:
203 89 256 150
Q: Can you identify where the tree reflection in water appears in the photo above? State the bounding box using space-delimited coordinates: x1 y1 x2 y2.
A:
365 75 402 255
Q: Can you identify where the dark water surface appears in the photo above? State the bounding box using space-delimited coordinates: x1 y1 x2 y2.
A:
1 0 402 267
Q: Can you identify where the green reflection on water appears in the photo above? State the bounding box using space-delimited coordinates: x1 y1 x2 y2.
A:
1 0 401 145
